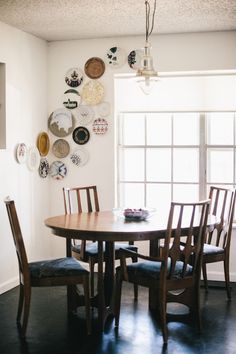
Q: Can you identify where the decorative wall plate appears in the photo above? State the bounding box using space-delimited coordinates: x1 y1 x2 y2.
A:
48 108 75 137
77 105 94 125
49 161 67 180
39 157 49 178
128 49 143 70
70 147 89 167
16 143 27 164
97 101 110 117
105 47 126 68
92 118 108 135
65 67 83 87
73 126 90 145
63 89 81 109
27 146 40 171
52 139 70 158
37 132 50 156
81 80 104 105
84 57 105 79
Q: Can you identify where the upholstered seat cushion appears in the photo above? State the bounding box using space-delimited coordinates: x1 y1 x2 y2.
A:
29 257 88 278
120 258 193 280
203 243 224 255
72 241 138 257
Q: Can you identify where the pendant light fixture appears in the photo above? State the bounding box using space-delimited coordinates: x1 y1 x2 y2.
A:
136 0 158 95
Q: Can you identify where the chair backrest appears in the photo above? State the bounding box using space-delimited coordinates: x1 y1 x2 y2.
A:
4 199 30 282
161 200 210 281
63 185 100 214
207 186 236 249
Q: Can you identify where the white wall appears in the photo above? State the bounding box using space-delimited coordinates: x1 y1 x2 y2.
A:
0 22 49 294
48 31 236 282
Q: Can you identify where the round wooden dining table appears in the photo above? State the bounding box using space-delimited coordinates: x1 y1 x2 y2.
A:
45 210 217 330
45 210 167 329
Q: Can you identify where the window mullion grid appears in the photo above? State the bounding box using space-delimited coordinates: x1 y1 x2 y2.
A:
199 112 206 199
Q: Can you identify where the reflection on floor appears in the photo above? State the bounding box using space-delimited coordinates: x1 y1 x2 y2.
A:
0 282 235 354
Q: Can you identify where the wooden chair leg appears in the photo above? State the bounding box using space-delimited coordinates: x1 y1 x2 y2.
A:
89 258 95 298
224 257 231 300
83 277 91 335
131 256 138 300
202 263 208 291
20 286 31 338
17 283 24 323
114 271 123 327
159 292 168 344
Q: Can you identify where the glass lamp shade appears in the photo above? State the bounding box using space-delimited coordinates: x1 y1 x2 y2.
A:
136 41 158 95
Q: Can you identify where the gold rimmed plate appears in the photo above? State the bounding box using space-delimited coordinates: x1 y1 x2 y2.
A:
37 132 50 156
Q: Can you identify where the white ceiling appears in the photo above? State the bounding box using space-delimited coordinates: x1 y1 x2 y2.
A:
0 0 235 42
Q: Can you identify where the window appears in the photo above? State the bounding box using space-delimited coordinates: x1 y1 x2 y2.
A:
117 111 236 217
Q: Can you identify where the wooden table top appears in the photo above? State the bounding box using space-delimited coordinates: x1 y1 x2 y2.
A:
45 211 167 242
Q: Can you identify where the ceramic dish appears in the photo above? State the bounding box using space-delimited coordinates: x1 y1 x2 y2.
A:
92 118 108 135
63 89 81 109
65 67 83 87
38 157 50 178
52 139 70 158
37 132 50 156
49 161 67 180
70 147 89 167
81 80 104 105
105 46 126 68
48 108 75 137
84 57 105 79
97 101 110 117
73 126 90 145
16 143 27 164
128 49 143 70
77 105 95 125
27 146 40 172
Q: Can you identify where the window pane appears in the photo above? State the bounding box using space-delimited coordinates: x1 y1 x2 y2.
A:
173 148 199 182
119 183 144 207
121 113 145 145
146 113 171 145
207 113 234 145
173 184 199 202
207 149 233 183
146 148 171 181
173 113 199 145
146 184 171 220
119 148 144 181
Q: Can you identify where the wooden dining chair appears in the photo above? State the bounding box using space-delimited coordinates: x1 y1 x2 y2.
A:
63 185 138 298
4 199 91 338
114 199 210 343
202 186 236 299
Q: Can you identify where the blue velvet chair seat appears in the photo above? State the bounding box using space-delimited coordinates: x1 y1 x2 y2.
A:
72 241 138 257
29 257 88 278
203 243 224 255
121 258 193 280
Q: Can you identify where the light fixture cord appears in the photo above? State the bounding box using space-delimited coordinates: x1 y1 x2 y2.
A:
145 0 157 42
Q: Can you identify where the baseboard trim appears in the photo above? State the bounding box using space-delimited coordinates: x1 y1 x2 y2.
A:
0 277 18 295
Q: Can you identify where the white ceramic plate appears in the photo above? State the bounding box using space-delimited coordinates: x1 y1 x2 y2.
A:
65 67 83 87
92 118 108 135
77 105 95 125
70 147 89 167
97 102 110 117
63 89 81 109
105 46 126 68
38 157 50 178
128 49 143 70
27 146 40 171
49 161 67 180
16 143 27 164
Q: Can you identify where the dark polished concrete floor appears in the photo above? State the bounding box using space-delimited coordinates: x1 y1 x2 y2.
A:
0 282 235 354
